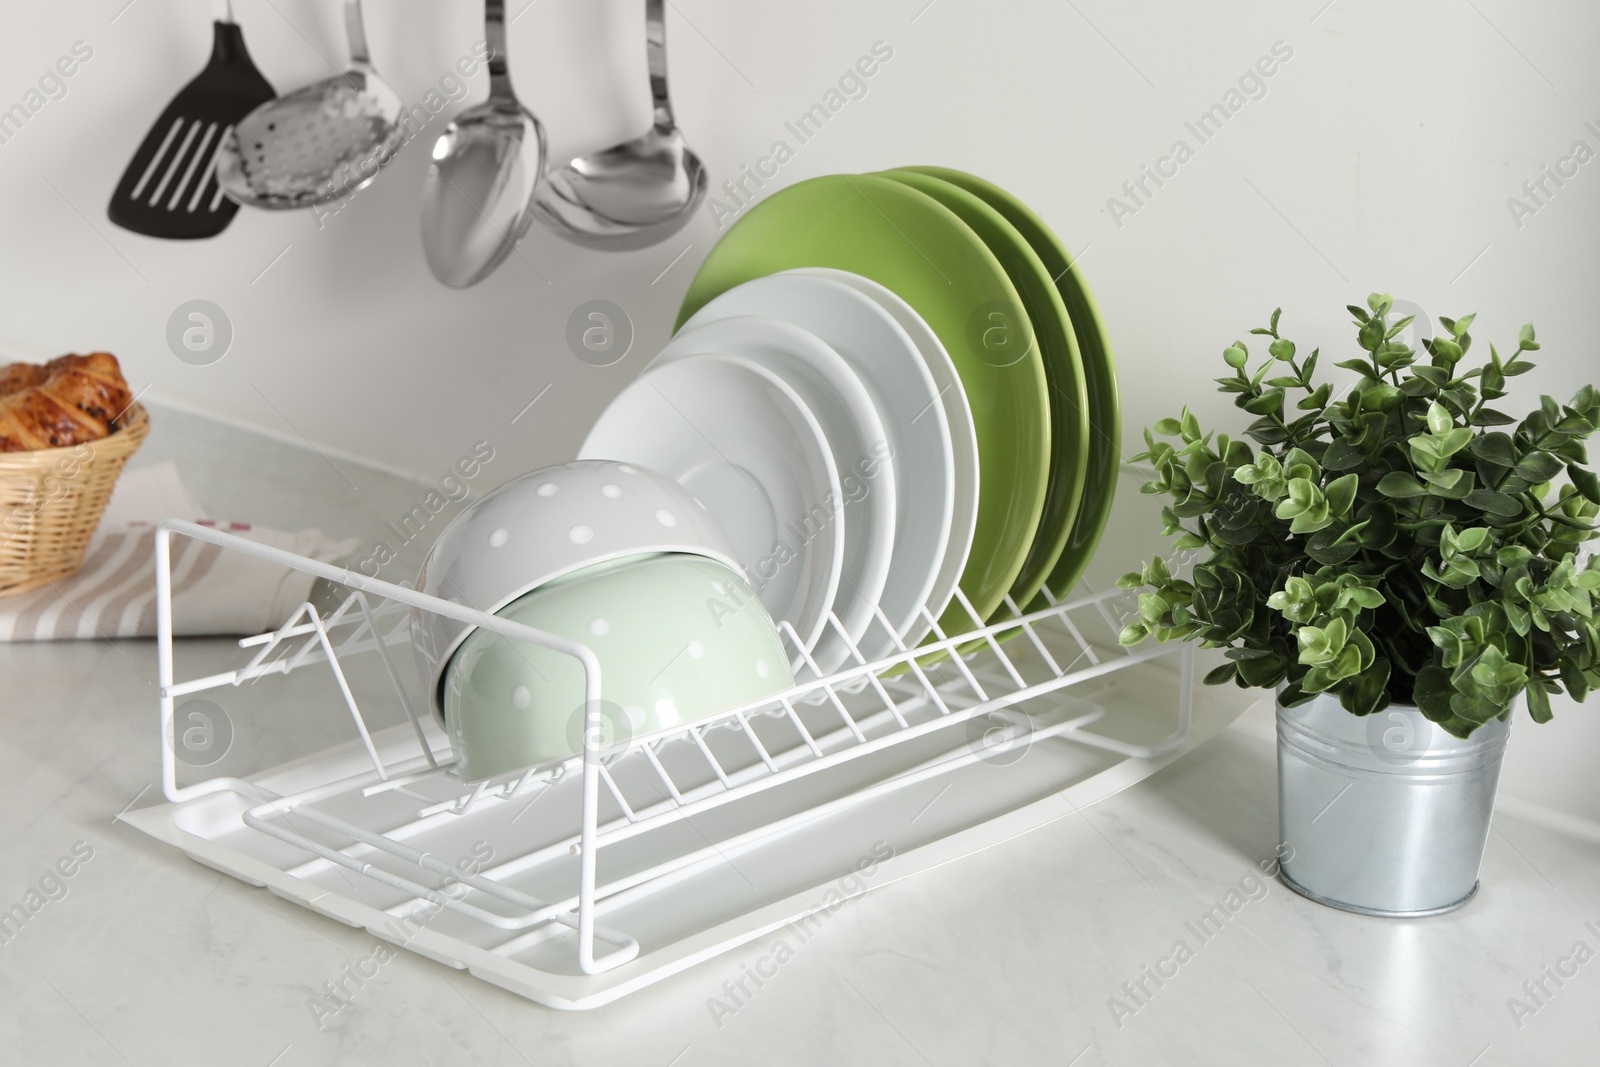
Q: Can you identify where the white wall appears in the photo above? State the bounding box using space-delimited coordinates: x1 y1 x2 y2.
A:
3 1 1598 819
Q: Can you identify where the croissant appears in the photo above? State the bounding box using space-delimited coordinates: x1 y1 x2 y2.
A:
0 352 133 452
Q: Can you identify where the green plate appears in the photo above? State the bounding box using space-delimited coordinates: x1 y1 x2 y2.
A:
910 167 1120 607
885 168 1089 615
678 173 1051 635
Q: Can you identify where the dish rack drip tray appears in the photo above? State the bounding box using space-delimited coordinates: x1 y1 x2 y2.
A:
123 520 1240 1010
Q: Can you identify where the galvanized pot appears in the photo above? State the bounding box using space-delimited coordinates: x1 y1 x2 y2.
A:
1276 690 1512 917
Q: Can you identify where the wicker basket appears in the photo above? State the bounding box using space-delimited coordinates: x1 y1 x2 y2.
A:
0 404 150 597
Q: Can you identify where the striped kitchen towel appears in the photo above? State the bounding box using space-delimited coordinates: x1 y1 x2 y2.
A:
0 463 359 640
0 522 361 641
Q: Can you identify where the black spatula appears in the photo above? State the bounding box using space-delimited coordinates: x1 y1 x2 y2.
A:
108 4 274 239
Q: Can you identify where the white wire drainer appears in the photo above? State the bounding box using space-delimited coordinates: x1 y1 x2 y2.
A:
127 519 1228 1010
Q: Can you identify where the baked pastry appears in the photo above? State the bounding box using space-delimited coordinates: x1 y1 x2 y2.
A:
0 352 133 452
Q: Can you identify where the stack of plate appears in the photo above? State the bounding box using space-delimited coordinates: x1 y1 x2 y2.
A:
579 167 1119 673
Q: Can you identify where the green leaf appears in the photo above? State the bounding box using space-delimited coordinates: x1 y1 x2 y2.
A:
1321 440 1365 470
1551 438 1588 464
1324 473 1358 517
1305 527 1362 566
1513 452 1563 485
1330 519 1373 547
1428 469 1476 499
1297 383 1333 411
1204 662 1239 685
1387 315 1417 341
1269 338 1296 361
1340 659 1391 716
1362 383 1404 411
1473 408 1516 426
1377 471 1427 498
1471 644 1527 689
1289 510 1334 535
1236 653 1286 689
1420 468 1467 491
1242 390 1286 416
1434 427 1473 457
1223 345 1248 369
1471 432 1517 467
1426 402 1452 435
1152 417 1182 435
1527 678 1552 723
1245 416 1289 445
1570 465 1600 505
1560 658 1590 702
1463 489 1522 516
1413 664 1455 722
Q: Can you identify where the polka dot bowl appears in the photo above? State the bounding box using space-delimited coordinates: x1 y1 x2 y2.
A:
411 460 744 718
441 552 794 782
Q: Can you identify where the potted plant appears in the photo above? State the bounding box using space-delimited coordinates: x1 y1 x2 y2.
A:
1119 294 1600 915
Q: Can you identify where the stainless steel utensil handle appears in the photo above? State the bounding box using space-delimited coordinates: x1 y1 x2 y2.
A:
646 0 674 130
485 0 513 102
344 0 372 67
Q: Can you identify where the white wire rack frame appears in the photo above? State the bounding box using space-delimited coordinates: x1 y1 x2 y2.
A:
149 518 1199 994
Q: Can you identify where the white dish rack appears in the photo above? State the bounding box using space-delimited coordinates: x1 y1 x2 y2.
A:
122 520 1239 1010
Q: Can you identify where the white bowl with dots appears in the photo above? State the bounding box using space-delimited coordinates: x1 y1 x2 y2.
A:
411 460 743 717
442 552 793 782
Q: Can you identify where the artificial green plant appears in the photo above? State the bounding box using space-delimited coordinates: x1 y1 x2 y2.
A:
1120 294 1600 737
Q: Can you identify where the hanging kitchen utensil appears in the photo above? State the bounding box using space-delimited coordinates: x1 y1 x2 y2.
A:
532 0 705 250
419 0 547 288
107 0 274 239
216 0 404 210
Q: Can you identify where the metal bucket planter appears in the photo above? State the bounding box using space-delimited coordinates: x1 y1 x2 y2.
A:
1276 690 1512 917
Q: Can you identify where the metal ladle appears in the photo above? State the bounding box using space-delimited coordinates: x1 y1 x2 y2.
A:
532 0 706 250
420 0 547 288
217 0 404 209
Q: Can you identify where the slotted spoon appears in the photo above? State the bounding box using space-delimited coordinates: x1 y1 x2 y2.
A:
216 0 405 210
107 0 274 239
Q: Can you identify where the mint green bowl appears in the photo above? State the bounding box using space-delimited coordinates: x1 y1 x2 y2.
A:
442 553 794 782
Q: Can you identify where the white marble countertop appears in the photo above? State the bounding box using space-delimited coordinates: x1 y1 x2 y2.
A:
2 405 1598 1066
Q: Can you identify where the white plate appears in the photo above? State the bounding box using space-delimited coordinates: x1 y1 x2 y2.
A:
579 354 843 656
654 316 896 676
681 273 954 662
797 268 979 647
